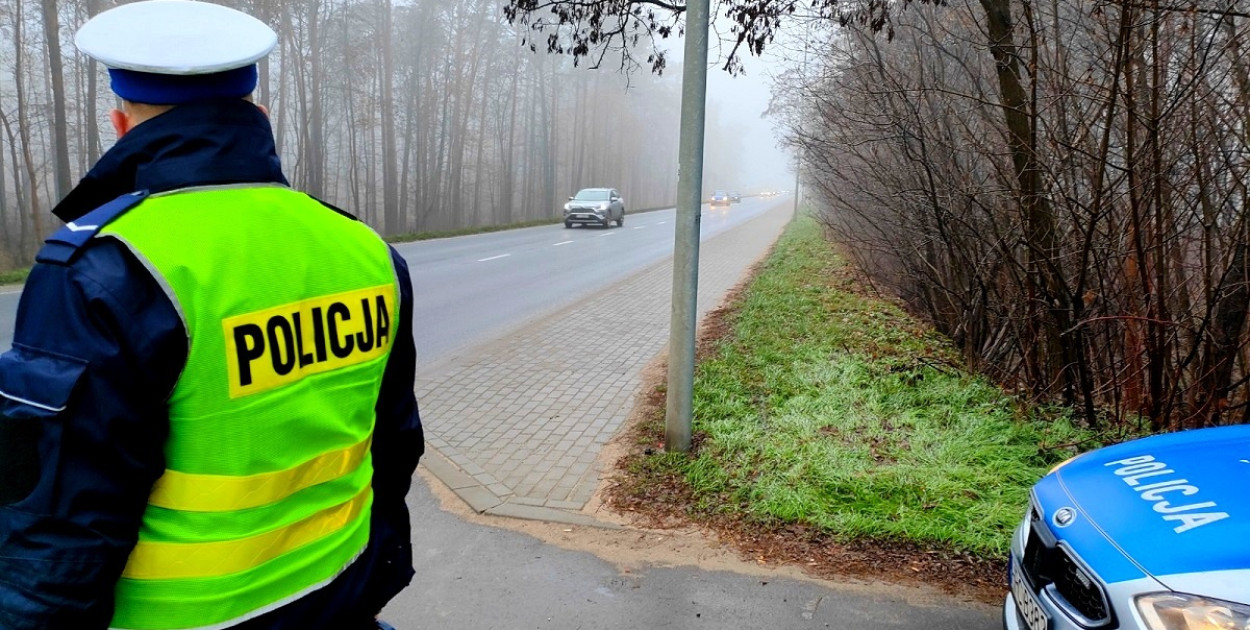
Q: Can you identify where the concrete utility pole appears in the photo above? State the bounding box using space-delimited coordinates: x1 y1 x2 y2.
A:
665 0 711 453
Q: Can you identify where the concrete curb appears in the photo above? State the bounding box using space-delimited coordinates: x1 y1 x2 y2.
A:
422 445 622 529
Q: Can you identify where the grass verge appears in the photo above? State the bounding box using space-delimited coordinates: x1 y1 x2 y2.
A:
0 268 29 286
607 216 1115 600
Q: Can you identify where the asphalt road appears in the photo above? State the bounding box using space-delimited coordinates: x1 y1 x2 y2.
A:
394 200 774 365
0 285 17 351
0 200 769 357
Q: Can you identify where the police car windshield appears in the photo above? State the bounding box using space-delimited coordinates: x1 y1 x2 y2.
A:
574 189 611 201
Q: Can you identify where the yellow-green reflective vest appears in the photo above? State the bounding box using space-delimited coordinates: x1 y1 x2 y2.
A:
99 185 399 630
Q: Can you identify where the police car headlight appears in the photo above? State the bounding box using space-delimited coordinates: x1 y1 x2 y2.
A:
563 203 571 211
598 202 609 210
1136 593 1250 630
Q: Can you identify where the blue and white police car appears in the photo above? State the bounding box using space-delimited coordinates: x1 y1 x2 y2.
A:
1005 425 1249 630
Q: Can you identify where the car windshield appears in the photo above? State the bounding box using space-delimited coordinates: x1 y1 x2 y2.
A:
574 189 611 201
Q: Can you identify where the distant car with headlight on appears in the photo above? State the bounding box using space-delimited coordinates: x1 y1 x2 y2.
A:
1005 425 1249 630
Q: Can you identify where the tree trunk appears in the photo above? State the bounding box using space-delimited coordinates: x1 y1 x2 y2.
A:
13 0 44 255
1193 239 1249 425
499 64 520 222
380 0 399 235
0 109 32 260
976 0 1083 412
40 0 73 201
84 0 103 166
306 0 325 196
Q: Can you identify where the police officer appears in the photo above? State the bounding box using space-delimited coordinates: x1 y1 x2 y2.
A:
0 2 422 628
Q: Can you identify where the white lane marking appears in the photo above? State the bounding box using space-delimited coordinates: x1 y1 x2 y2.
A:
477 254 511 262
0 289 21 295
657 221 668 225
632 226 646 230
553 240 574 246
596 232 616 238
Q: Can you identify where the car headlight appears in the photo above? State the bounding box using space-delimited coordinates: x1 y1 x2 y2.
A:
598 202 609 210
1137 593 1250 630
563 203 571 211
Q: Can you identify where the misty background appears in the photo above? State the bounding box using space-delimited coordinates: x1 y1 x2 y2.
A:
0 0 795 272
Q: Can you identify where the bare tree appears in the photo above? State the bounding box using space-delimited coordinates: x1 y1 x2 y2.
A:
39 0 72 200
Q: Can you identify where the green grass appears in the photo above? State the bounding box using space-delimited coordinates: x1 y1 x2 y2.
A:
657 217 1105 557
0 268 28 285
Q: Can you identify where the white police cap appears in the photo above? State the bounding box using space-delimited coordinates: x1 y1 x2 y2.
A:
75 0 277 76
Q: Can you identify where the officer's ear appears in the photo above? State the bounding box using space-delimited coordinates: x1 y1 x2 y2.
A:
110 107 132 139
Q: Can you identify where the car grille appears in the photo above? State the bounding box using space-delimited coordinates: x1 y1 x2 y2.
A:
1021 522 1112 626
1054 548 1107 621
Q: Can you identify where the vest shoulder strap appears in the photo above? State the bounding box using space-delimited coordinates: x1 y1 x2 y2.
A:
37 190 150 265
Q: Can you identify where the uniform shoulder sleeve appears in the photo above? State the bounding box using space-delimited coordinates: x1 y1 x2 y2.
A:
0 237 184 629
36 191 148 266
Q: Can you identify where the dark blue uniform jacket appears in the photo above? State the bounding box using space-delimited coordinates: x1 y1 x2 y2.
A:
0 100 423 629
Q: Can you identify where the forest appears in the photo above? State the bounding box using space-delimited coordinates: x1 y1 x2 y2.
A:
779 0 1250 429
0 0 695 270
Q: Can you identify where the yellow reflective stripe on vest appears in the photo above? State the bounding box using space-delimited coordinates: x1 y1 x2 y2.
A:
148 434 372 512
122 486 371 581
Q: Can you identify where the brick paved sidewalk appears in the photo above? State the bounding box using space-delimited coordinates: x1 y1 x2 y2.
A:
415 203 793 525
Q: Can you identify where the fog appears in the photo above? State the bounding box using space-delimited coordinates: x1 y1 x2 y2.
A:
703 45 797 195
0 0 802 271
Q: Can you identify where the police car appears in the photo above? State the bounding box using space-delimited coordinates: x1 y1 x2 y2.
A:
1005 425 1249 630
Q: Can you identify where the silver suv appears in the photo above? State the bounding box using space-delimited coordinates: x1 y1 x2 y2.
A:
564 188 625 228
